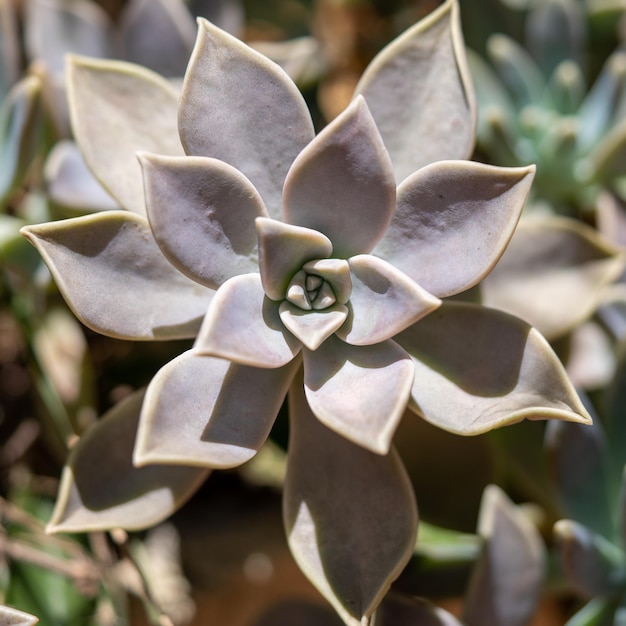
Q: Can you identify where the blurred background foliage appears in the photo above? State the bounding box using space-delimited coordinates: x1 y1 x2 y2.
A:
4 0 626 624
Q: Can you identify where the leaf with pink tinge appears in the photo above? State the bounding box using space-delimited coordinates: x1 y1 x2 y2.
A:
284 378 418 626
21 212 214 340
480 216 626 340
178 18 314 218
464 485 546 626
135 350 298 468
195 273 301 367
0 606 39 626
283 97 396 258
373 161 535 298
396 302 591 435
279 302 348 350
355 0 476 182
25 0 114 75
140 153 267 289
118 0 196 77
67 55 183 216
337 254 441 346
303 334 413 454
256 217 333 301
47 390 208 533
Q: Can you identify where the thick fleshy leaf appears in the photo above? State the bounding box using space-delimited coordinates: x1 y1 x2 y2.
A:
553 519 624 597
464 485 546 626
283 97 396 258
47 390 209 533
118 0 196 77
354 0 476 182
256 218 333 301
587 115 626 185
373 161 534 298
140 154 267 289
485 34 545 108
396 302 592 435
303 334 413 454
21 212 214 340
284 378 418 626
178 18 314 218
0 606 39 626
25 0 114 75
0 75 45 203
134 350 298 468
195 273 301 367
480 216 626 340
279 302 348 350
545 418 613 538
337 254 441 345
67 55 183 216
44 140 119 212
578 51 626 150
525 0 585 77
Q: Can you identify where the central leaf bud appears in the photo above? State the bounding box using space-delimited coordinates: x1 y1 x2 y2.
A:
286 269 336 310
283 258 352 311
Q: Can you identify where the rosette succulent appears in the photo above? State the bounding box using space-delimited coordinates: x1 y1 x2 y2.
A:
21 1 592 624
470 0 626 217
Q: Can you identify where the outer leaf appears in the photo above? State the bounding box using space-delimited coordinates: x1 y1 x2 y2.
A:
372 161 534 298
25 0 114 75
578 51 626 150
178 18 314 219
525 0 585 77
194 273 301 367
118 0 196 77
545 418 613 539
284 378 418 626
337 254 441 346
553 519 624 598
44 140 118 212
464 485 546 626
480 216 626 340
256 217 333 301
303 335 413 454
134 350 298 468
67 55 183 216
0 76 44 203
355 0 476 182
588 115 626 184
485 34 544 107
283 97 396 258
396 302 592 435
140 153 267 289
0 606 39 626
47 390 209 533
21 212 214 340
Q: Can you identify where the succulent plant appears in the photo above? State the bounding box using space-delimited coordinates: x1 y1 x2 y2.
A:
20 1 593 624
548 342 626 624
470 0 626 219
